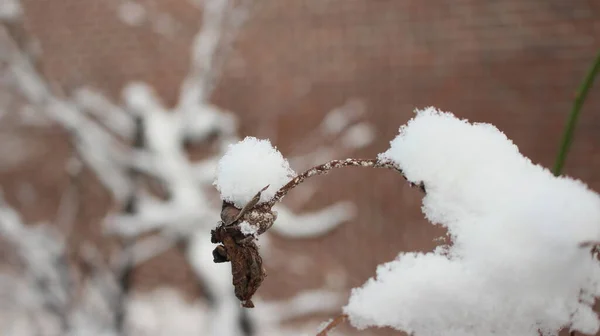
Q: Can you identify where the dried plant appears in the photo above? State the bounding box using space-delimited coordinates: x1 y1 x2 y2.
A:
212 158 425 307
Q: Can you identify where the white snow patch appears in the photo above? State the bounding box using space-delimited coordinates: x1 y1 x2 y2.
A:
126 288 209 336
344 107 600 336
239 221 258 236
214 136 296 208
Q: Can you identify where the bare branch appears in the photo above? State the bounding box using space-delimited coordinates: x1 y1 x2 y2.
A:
269 158 422 206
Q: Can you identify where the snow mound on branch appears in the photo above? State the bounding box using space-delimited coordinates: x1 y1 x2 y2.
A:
344 107 600 336
214 136 296 208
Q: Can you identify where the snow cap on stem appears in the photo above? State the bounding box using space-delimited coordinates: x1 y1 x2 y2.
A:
214 136 296 208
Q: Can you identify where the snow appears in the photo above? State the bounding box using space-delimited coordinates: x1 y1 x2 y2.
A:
181 104 237 143
272 202 356 238
125 288 209 336
214 136 297 208
74 88 133 138
239 221 258 236
344 107 600 336
252 289 344 326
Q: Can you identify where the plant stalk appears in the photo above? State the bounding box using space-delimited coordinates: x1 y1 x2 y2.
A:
553 51 600 176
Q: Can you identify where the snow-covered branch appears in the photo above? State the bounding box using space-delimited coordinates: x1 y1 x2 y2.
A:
213 107 600 336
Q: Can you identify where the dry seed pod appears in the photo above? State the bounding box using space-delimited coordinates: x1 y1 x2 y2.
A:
211 185 274 308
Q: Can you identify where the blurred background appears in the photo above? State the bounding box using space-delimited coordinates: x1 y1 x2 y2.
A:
0 0 599 335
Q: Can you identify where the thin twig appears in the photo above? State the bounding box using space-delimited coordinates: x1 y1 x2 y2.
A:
579 241 600 248
553 51 600 176
269 158 422 207
316 314 348 336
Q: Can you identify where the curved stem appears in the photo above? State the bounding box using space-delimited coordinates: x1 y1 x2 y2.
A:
553 51 600 176
268 158 423 207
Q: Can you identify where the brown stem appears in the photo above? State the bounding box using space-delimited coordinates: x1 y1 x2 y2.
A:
317 314 348 336
268 158 423 207
579 241 600 248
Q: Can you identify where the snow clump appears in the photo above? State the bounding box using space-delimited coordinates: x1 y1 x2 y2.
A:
344 107 600 336
214 136 296 208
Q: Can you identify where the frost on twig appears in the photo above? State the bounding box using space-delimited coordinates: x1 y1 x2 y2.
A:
268 157 422 207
